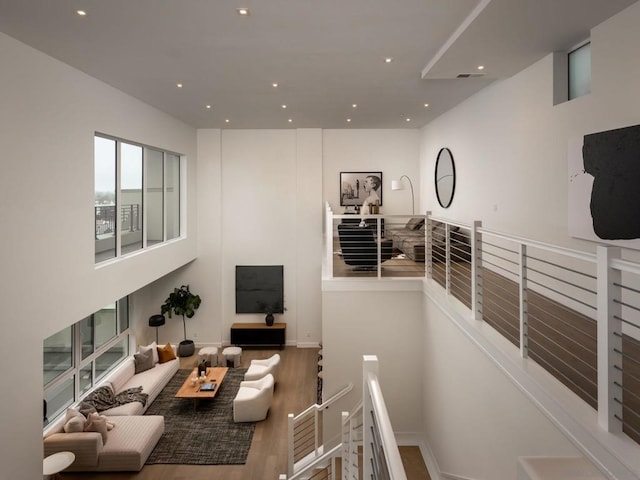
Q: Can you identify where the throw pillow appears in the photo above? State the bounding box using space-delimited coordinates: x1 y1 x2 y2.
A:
134 348 154 374
140 341 159 364
84 412 108 444
157 342 177 363
405 217 425 230
63 408 86 433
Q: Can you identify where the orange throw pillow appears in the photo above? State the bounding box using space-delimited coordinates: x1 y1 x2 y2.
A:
157 342 176 363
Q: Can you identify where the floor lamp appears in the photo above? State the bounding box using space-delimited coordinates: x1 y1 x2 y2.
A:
391 175 415 214
148 314 165 343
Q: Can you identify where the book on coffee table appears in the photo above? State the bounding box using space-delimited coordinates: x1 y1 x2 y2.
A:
200 382 216 391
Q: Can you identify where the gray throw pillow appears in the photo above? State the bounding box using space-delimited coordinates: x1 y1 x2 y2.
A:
134 348 153 374
405 217 425 230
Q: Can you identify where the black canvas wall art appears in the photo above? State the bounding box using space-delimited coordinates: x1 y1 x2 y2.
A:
583 124 640 240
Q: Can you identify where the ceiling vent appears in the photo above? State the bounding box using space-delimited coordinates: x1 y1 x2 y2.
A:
456 73 486 78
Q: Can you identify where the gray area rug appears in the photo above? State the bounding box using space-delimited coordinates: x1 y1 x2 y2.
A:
144 368 255 465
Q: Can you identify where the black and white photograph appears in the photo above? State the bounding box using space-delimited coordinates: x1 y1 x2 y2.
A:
340 171 383 207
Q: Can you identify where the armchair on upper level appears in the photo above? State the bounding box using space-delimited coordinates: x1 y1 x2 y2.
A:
337 223 393 271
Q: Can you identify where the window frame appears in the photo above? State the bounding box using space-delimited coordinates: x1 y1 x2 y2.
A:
94 133 183 264
43 297 131 427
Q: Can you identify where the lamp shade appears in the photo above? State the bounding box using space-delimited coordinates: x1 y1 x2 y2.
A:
148 314 165 327
391 180 404 191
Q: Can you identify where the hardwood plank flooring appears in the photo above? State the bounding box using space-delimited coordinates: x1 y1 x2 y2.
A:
64 346 429 479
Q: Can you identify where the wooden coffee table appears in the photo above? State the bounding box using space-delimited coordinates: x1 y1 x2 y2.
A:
175 366 228 409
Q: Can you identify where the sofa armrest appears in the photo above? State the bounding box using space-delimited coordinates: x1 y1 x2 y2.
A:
44 431 103 467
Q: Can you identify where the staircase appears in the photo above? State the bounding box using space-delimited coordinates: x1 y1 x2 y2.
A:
280 356 407 480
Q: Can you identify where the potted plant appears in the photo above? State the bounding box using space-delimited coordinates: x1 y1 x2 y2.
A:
160 285 202 357
258 300 286 326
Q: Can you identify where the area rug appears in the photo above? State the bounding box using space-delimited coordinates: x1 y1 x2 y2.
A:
144 368 255 465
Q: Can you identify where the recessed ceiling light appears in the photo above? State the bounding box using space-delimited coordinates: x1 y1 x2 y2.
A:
288 119 293 123
352 104 357 108
384 57 393 63
346 118 352 123
424 103 429 107
176 83 183 88
76 10 87 16
272 83 279 88
236 7 250 16
205 105 212 109
225 119 230 123
281 104 287 109
405 118 411 122
477 65 485 70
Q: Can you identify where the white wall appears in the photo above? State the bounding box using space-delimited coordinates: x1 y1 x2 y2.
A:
184 129 323 348
323 129 420 215
322 285 424 443
0 32 198 478
418 2 640 478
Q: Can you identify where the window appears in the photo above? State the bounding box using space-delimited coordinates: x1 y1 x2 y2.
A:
95 135 182 263
568 42 591 100
43 297 131 426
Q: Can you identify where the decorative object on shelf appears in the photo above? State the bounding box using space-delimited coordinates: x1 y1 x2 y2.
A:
258 300 286 326
148 314 165 343
391 174 415 214
160 284 202 357
340 171 383 208
435 148 456 208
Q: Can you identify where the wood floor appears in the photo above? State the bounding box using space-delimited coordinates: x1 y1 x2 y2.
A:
64 346 430 480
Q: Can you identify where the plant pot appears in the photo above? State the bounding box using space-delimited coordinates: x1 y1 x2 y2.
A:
177 339 195 357
265 312 275 326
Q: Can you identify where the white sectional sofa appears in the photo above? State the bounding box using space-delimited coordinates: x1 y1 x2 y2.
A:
43 342 179 472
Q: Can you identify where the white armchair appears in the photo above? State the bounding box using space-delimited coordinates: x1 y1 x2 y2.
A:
244 353 280 382
233 373 275 423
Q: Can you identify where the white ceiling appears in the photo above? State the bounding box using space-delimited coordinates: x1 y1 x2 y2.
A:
0 0 636 129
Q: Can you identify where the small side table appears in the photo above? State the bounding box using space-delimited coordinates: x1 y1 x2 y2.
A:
43 451 75 480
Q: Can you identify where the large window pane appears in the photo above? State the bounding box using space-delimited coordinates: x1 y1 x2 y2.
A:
569 42 590 100
95 337 128 381
166 153 180 240
44 376 74 425
79 316 94 361
79 365 93 397
43 327 73 386
147 149 164 245
94 303 117 350
121 143 143 255
118 297 129 333
95 136 116 262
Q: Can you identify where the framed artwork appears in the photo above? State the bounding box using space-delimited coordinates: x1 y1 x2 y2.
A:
340 171 383 206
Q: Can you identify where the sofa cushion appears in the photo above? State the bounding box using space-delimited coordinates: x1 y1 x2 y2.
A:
84 412 109 444
157 342 177 363
134 348 153 374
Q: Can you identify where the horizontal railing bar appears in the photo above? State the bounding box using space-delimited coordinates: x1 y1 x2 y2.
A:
528 312 597 357
525 265 597 296
480 247 519 267
614 315 640 331
614 282 640 295
614 381 640 404
527 325 597 373
527 303 597 339
481 295 520 322
530 350 598 405
481 274 519 300
613 298 640 315
524 254 597 281
477 226 597 264
612 347 640 370
529 339 597 386
525 278 596 311
481 259 518 279
611 258 640 276
480 239 519 257
612 364 640 387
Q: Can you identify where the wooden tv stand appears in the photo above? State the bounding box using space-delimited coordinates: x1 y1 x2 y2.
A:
230 322 286 349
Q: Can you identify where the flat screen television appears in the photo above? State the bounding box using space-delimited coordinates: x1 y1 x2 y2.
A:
235 265 284 314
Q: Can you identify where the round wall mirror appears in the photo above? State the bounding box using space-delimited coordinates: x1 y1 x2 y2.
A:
435 147 456 208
